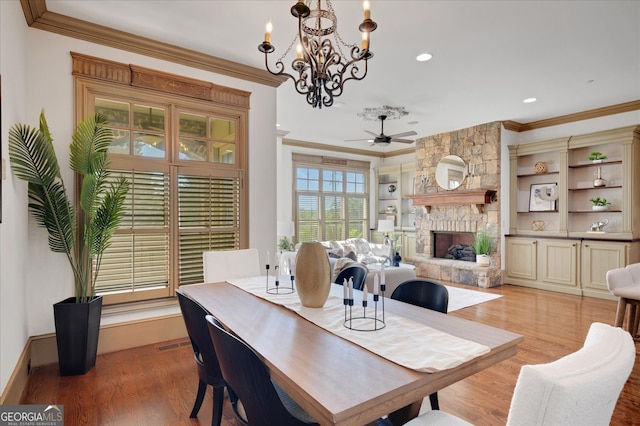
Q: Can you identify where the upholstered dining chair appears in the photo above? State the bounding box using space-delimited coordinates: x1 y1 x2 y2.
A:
391 279 449 411
203 248 261 283
606 263 640 339
205 314 319 426
176 289 228 426
404 322 635 426
334 262 368 291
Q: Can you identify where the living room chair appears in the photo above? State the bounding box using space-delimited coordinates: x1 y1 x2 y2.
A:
404 322 635 426
203 248 260 283
334 262 368 291
391 279 449 411
176 289 228 426
205 314 318 426
606 263 640 339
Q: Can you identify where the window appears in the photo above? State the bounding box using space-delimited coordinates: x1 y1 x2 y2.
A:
293 155 369 243
74 54 248 305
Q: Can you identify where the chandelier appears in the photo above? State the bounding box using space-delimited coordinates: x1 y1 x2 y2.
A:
258 0 378 109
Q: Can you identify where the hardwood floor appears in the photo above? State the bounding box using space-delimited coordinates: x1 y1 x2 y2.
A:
21 284 639 425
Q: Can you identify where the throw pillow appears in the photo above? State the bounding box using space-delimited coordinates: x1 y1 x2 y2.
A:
327 248 344 258
333 257 355 277
349 238 371 255
342 243 357 261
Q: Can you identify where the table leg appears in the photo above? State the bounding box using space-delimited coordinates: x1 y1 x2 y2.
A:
387 400 422 425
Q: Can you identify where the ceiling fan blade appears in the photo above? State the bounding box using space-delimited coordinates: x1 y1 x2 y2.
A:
390 138 415 144
344 138 374 142
364 130 379 137
388 130 417 138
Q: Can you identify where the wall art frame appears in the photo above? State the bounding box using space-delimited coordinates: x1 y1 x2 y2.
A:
529 183 558 212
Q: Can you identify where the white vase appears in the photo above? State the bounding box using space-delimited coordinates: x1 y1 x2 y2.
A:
476 254 491 266
592 205 609 211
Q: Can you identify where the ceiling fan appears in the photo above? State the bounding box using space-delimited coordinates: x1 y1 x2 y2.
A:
345 115 417 146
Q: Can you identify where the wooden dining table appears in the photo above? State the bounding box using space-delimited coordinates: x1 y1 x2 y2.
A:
180 281 523 426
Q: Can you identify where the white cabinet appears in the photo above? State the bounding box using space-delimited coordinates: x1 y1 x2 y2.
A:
505 237 580 295
580 241 630 300
507 125 640 300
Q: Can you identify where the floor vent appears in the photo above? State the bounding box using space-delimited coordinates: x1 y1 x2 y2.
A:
157 339 190 352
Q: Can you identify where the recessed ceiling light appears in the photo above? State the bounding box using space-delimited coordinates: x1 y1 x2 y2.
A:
276 123 280 127
416 53 433 62
408 121 418 125
523 98 537 103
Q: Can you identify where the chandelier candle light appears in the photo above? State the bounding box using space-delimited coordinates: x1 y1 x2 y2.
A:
258 0 378 108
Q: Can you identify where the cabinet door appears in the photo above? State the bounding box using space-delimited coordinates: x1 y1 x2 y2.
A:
505 237 537 282
402 231 416 259
538 239 578 288
581 241 627 299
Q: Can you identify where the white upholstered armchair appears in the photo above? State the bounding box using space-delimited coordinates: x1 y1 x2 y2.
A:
606 263 640 338
405 322 635 426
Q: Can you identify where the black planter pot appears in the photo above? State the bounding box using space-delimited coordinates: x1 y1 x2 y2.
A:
53 295 102 376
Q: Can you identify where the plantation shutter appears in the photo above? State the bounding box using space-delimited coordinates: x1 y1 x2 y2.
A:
94 170 171 301
178 169 241 285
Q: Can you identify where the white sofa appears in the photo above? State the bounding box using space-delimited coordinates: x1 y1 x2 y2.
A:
295 238 392 265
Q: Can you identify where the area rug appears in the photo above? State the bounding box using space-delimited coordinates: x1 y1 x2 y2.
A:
445 285 502 312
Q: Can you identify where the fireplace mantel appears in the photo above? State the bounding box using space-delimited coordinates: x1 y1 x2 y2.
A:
408 189 497 214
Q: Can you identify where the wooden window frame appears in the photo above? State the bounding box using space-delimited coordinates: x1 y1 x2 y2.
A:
73 53 249 305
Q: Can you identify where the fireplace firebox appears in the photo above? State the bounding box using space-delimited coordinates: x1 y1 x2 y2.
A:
432 231 475 262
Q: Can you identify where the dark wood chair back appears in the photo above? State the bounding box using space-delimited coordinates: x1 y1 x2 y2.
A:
390 279 449 410
176 289 225 425
334 262 368 291
390 279 449 313
205 314 318 426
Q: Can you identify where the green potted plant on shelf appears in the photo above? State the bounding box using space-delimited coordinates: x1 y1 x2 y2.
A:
8 110 129 376
472 231 493 266
588 151 607 163
590 197 611 211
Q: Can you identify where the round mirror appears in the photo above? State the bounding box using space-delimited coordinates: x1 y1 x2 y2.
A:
435 155 466 190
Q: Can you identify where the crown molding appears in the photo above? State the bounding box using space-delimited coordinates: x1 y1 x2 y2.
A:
503 100 640 132
283 138 415 159
20 0 285 88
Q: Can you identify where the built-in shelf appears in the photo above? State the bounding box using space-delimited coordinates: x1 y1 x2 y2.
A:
517 171 560 177
568 160 622 168
568 186 622 191
408 189 497 214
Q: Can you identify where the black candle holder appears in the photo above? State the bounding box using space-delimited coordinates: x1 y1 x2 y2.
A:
266 266 295 295
343 283 386 331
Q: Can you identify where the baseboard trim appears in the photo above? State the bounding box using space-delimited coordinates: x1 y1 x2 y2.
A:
1 314 187 404
0 340 32 405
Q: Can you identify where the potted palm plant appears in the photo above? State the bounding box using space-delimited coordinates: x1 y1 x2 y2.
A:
472 231 493 266
8 111 129 375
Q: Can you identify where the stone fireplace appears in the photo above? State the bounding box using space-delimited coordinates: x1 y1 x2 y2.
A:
408 121 502 288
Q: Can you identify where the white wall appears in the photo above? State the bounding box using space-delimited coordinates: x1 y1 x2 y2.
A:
0 0 31 394
1 10 277 393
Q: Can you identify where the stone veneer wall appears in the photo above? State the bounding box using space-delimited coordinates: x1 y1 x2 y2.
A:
411 121 502 287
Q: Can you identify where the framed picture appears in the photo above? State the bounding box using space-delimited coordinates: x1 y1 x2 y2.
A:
529 183 558 212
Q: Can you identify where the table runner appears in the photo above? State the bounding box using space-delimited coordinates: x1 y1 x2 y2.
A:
227 276 489 373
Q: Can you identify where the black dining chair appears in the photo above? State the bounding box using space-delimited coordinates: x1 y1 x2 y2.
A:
390 279 449 411
334 262 368 291
205 314 319 426
176 289 227 426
